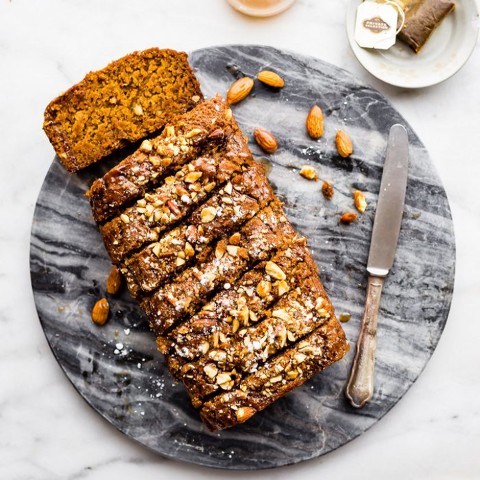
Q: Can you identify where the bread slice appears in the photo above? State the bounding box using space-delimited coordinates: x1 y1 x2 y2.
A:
44 48 203 172
121 162 275 297
199 316 349 431
141 201 296 335
163 239 318 374
86 97 233 223
100 125 252 264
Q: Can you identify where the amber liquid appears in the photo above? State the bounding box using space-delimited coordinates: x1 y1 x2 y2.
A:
227 0 297 16
234 0 285 7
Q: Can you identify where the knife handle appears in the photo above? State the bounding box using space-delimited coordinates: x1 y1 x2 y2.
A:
345 275 385 408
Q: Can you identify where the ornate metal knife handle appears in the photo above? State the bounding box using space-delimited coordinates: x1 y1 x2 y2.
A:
345 275 385 408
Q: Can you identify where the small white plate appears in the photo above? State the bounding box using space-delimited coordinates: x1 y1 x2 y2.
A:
346 0 480 88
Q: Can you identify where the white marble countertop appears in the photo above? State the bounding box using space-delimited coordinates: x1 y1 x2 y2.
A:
1 0 479 478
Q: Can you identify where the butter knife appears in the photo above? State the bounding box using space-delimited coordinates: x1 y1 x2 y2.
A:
345 124 409 408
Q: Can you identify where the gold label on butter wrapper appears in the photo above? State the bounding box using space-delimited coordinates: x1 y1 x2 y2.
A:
355 2 398 50
363 16 391 33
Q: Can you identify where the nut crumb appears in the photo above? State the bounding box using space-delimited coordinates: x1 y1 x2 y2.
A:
226 245 239 257
321 181 334 200
140 139 153 152
176 257 186 267
229 232 241 245
185 128 203 139
272 308 292 322
265 261 286 280
353 190 367 213
299 165 318 181
236 406 256 423
200 206 216 223
224 182 233 195
184 242 195 257
215 242 226 259
204 364 218 379
340 212 357 224
256 280 272 298
276 280 290 296
185 171 202 183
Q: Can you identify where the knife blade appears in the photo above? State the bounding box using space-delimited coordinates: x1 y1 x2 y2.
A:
345 124 409 408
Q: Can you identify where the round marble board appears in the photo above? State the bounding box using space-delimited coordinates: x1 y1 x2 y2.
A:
30 45 455 470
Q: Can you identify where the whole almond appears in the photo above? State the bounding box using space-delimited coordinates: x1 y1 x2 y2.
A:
254 128 278 154
336 130 353 158
91 298 109 325
257 70 285 88
306 105 324 139
106 266 122 295
227 77 254 105
340 212 357 224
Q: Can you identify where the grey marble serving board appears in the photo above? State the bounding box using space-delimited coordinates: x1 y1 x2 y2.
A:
30 45 455 470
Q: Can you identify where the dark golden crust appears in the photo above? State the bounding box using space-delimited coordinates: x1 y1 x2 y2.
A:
178 261 336 406
87 97 233 223
141 201 296 336
44 48 203 172
398 0 455 53
100 129 253 264
121 164 275 297
164 239 317 374
199 316 349 431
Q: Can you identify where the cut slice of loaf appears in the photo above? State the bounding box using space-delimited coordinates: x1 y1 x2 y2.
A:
44 48 203 172
163 239 316 371
200 316 349 431
86 97 232 223
120 162 275 297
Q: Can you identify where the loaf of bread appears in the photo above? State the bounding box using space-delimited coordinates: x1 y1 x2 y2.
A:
44 48 203 172
87 96 349 430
